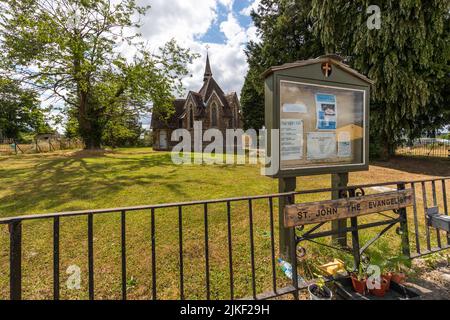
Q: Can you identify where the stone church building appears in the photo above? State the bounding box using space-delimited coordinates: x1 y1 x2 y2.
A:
151 54 242 150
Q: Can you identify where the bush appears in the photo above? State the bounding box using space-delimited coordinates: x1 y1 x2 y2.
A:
439 132 450 140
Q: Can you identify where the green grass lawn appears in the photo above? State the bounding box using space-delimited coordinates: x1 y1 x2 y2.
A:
0 148 448 299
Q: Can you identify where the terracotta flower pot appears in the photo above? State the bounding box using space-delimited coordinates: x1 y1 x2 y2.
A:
369 277 389 297
382 273 392 291
391 272 406 284
350 274 367 295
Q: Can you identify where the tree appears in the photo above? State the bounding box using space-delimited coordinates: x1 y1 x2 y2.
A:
0 0 194 149
101 104 143 148
0 78 49 140
241 65 265 130
63 108 80 140
311 0 450 158
241 0 324 129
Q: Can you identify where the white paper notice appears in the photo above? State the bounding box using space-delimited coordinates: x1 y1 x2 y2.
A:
282 103 307 113
281 119 303 161
307 132 336 160
337 131 352 158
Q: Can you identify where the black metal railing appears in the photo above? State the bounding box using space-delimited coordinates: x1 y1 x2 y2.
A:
0 177 448 300
396 138 450 158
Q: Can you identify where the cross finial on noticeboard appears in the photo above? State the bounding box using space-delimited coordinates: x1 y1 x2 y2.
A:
322 62 332 77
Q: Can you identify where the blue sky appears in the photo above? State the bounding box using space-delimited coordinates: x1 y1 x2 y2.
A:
198 0 254 44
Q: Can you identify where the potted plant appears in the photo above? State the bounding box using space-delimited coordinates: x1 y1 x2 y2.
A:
367 255 391 296
350 264 367 295
387 255 410 284
368 276 390 297
391 272 406 284
308 275 333 300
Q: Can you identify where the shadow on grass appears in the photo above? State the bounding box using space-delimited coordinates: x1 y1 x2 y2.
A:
0 152 183 216
371 156 450 177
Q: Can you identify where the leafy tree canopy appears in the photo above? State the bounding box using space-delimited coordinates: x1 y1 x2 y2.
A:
241 0 324 130
0 78 50 140
242 0 449 159
311 0 449 157
0 0 196 149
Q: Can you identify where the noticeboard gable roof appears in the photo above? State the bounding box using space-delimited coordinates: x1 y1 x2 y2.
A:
261 57 374 85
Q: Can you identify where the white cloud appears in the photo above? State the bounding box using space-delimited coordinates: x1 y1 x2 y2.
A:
220 12 247 45
138 0 218 46
246 25 259 43
133 0 260 97
240 0 260 16
218 0 234 10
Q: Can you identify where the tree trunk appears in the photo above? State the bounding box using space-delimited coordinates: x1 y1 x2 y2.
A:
379 139 396 161
83 135 102 150
78 91 102 150
73 55 102 151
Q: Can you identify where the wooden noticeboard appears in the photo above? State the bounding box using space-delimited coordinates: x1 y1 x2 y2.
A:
263 56 374 177
284 189 414 227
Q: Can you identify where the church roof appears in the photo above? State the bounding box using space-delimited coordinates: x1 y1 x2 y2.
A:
189 91 207 117
151 54 238 130
199 77 231 110
203 53 212 81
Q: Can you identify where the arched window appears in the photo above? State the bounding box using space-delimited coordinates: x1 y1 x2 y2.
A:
189 105 194 129
211 103 218 127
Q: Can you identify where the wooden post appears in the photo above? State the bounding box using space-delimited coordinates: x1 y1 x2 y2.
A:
9 221 22 300
350 217 361 270
289 225 299 299
331 173 348 247
279 177 296 261
397 183 411 257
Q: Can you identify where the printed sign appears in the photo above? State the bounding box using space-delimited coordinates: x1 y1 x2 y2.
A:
316 93 337 130
284 189 414 227
281 119 303 161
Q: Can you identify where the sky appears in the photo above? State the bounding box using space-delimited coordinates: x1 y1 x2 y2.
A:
137 0 260 95
132 0 261 128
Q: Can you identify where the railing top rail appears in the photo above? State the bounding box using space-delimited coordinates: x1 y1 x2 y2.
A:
0 176 448 224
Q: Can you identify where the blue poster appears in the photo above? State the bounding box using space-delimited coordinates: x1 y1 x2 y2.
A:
316 94 337 130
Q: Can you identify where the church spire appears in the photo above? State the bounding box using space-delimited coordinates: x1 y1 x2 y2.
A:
203 50 212 82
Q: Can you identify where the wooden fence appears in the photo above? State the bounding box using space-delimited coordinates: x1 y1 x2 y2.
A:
0 138 84 155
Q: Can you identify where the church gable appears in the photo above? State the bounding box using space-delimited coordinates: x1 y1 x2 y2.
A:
200 77 229 108
225 92 239 110
225 92 241 127
205 90 224 108
185 91 204 112
151 52 242 150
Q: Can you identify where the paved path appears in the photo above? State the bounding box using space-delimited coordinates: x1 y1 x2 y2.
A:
406 258 450 300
